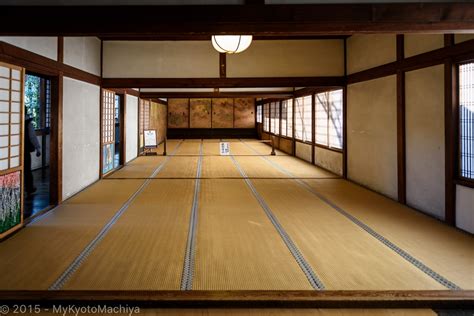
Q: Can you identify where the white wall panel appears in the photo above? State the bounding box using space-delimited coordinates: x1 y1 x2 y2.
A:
347 75 397 199
347 34 396 74
295 141 312 163
64 37 101 76
0 37 58 60
405 65 445 219
314 146 342 176
456 185 474 234
404 34 444 58
62 77 100 200
227 40 344 77
125 94 139 163
103 41 219 78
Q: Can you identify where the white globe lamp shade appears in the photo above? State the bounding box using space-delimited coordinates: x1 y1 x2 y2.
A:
212 35 253 54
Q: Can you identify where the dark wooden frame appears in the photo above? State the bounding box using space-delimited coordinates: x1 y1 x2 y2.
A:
1 3 474 36
0 290 472 309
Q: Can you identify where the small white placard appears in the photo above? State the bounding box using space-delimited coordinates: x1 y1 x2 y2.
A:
219 142 230 156
144 130 157 147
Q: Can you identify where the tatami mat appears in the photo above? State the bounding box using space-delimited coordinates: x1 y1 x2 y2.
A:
0 180 145 290
63 180 195 290
107 156 166 178
268 155 339 178
250 179 445 290
201 156 242 178
304 179 474 290
154 156 199 178
175 140 202 155
233 156 287 178
193 179 313 290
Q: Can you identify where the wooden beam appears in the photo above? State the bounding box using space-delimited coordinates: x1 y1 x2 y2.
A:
140 91 293 99
219 53 226 78
1 4 474 36
100 35 350 41
0 290 472 309
347 39 474 84
109 88 140 98
103 77 345 89
396 34 406 205
0 41 101 86
57 36 63 64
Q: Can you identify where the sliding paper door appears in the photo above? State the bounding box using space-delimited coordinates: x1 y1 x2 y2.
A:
101 89 116 175
0 62 25 238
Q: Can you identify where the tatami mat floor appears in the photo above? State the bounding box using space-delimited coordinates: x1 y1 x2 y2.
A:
0 139 472 294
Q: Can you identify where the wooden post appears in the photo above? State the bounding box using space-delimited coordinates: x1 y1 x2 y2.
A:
163 137 167 156
271 135 276 156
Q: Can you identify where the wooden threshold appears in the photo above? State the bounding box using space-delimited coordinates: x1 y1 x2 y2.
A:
0 290 472 308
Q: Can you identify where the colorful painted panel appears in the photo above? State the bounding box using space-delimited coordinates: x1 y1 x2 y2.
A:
0 171 21 234
102 143 114 174
212 98 234 128
168 98 189 128
234 98 255 128
190 99 211 128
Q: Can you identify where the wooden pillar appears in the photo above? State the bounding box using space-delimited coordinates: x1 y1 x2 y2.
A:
444 34 456 226
50 73 63 204
396 34 406 204
311 93 315 165
342 37 348 179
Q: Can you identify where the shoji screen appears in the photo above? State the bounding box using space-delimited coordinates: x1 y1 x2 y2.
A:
270 102 279 135
0 62 24 238
295 96 312 142
139 98 151 152
263 103 270 132
102 89 116 175
281 99 293 137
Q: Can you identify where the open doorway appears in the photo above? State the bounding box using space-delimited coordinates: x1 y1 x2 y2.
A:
23 73 51 218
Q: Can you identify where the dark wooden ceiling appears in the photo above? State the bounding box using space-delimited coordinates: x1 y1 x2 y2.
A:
0 3 473 37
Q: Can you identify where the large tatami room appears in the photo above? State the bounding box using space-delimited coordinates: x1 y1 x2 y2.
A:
0 1 473 315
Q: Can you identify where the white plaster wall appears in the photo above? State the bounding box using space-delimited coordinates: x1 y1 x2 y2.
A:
103 41 219 78
314 146 342 176
62 77 100 200
0 37 58 60
227 40 344 77
295 141 312 163
64 37 101 76
347 75 397 199
404 34 444 58
405 65 445 220
455 34 474 44
125 94 139 163
347 34 396 74
456 185 474 234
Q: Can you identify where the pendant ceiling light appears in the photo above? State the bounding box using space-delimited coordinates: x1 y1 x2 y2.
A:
211 35 253 54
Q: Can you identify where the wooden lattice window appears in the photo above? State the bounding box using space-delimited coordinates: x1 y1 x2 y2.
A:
102 89 115 145
0 63 23 171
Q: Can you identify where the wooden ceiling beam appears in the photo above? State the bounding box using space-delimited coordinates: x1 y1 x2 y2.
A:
1 3 473 36
102 77 345 89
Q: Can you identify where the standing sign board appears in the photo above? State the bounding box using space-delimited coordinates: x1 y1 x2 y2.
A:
144 130 157 148
144 130 158 156
219 142 230 155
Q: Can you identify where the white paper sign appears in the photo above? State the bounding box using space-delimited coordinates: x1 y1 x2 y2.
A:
144 130 157 147
219 142 230 155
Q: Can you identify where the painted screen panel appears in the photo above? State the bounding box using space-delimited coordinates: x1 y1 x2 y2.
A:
168 98 189 128
190 98 211 128
0 171 21 234
234 98 255 128
212 98 233 128
102 143 114 174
